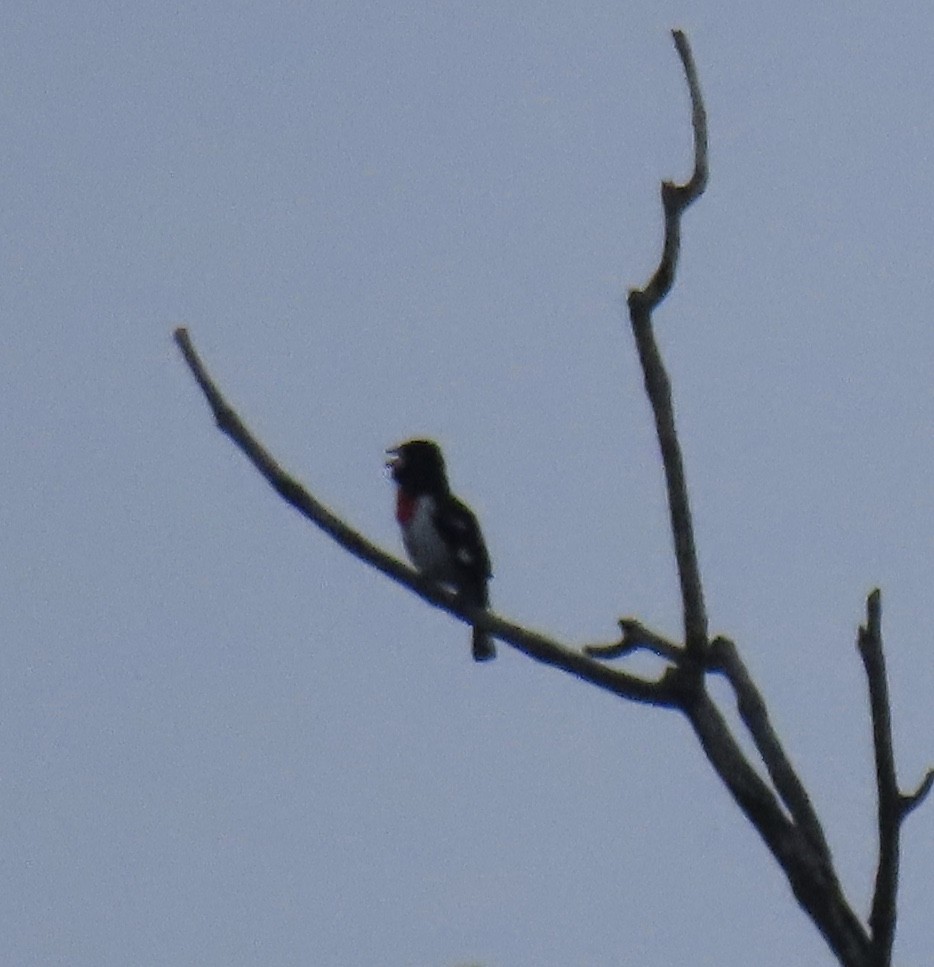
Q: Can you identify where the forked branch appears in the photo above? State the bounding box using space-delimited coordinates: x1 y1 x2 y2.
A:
708 636 834 863
902 769 934 815
858 589 934 966
173 29 929 967
585 618 683 663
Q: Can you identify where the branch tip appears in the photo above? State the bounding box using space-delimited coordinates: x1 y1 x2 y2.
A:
865 587 881 637
901 768 934 817
584 620 682 664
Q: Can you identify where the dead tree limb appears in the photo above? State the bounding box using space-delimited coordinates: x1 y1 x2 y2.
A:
173 28 930 967
708 636 833 861
173 331 865 967
627 30 709 663
858 590 933 966
618 30 876 966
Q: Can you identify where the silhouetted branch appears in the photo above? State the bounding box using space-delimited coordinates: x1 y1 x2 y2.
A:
619 33 875 967
173 328 675 707
683 639 869 964
709 636 834 863
857 589 932 966
901 769 934 816
686 690 870 967
584 618 682 663
627 29 709 661
173 28 930 967
858 589 898 966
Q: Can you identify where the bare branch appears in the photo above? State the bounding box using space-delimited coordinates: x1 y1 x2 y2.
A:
622 35 873 965
631 29 708 313
584 619 683 664
626 30 709 661
672 29 709 202
686 690 870 966
857 589 903 966
173 328 676 707
708 637 834 863
172 31 926 967
901 768 934 817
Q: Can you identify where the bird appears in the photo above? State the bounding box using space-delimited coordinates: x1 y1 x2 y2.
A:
386 439 495 661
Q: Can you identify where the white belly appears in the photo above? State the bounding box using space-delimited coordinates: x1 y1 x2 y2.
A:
403 497 456 581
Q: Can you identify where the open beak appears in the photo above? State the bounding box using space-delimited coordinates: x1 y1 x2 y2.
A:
385 446 401 475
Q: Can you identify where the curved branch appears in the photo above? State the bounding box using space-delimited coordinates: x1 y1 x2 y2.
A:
173 328 676 708
627 30 709 660
584 618 683 664
673 30 709 202
632 30 708 309
901 768 934 817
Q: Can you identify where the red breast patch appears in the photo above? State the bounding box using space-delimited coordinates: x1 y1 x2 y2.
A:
396 490 417 524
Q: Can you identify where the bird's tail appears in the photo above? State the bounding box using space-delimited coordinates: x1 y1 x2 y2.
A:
472 626 495 662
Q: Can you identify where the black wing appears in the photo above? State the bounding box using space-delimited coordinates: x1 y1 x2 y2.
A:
433 495 492 586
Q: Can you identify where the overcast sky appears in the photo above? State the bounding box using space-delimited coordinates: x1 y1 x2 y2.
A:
2 2 932 965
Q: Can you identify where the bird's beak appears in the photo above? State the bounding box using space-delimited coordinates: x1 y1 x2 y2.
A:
385 447 401 475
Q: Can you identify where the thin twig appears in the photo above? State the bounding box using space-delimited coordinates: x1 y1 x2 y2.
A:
584 618 683 664
672 30 708 201
901 768 934 816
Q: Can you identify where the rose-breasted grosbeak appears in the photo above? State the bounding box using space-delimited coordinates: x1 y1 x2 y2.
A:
386 439 494 662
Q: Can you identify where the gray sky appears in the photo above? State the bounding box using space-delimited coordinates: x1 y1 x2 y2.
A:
3 2 932 965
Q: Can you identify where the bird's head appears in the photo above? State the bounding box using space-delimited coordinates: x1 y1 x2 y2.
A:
386 439 450 495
